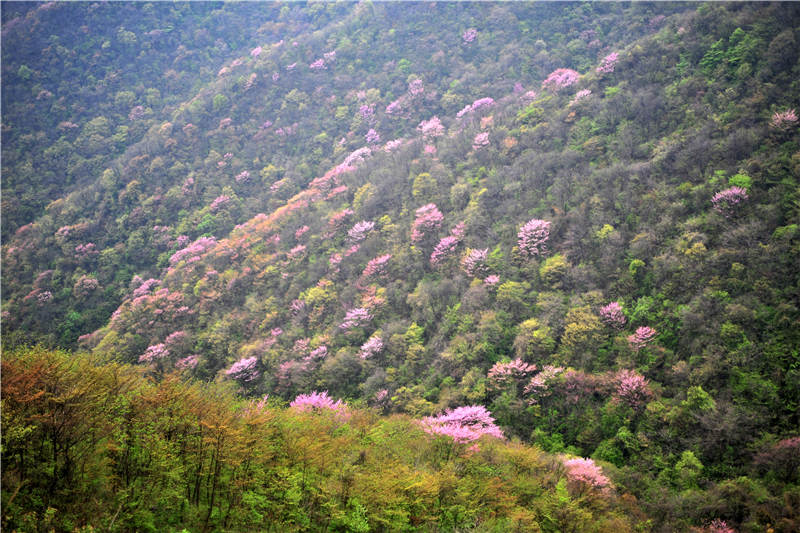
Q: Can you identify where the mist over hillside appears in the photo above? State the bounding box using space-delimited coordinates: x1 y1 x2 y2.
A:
2 3 799 531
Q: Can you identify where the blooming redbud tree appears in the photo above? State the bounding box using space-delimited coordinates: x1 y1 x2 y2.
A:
138 343 169 364
420 405 504 443
563 457 611 491
628 326 657 351
599 301 626 329
411 203 444 243
596 52 619 74
770 108 798 129
487 359 537 388
462 28 477 44
348 220 375 243
359 336 384 359
417 116 445 139
517 218 551 257
615 369 652 408
290 390 348 418
340 307 372 331
711 187 748 217
461 248 489 277
430 236 460 266
542 68 580 91
225 356 260 382
362 254 392 279
472 132 490 150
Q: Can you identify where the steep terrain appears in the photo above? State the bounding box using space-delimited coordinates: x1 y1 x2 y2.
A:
3 3 800 531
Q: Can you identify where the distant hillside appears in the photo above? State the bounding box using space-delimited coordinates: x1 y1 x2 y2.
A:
2 3 799 531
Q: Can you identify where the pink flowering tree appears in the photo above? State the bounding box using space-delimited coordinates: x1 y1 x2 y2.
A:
359 336 384 359
599 301 626 329
340 307 372 331
517 218 551 258
411 203 444 243
417 116 445 140
348 220 375 243
596 52 619 74
711 187 748 217
562 457 612 493
362 254 392 279
770 108 798 129
138 343 169 364
430 236 460 266
487 359 537 389
542 68 580 91
461 248 489 277
420 405 504 444
614 369 652 409
290 391 348 419
628 326 657 351
472 132 490 150
226 356 260 383
462 28 477 44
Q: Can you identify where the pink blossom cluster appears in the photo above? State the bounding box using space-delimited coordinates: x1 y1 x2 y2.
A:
36 291 53 303
570 89 592 105
430 236 461 266
250 46 262 57
542 68 580 91
408 79 424 96
73 275 100 298
288 244 306 259
359 336 384 359
711 187 748 217
307 345 328 361
488 359 537 387
461 248 489 277
169 236 216 265
628 326 657 350
365 128 381 144
417 116 445 139
328 208 354 230
563 457 611 489
164 330 189 349
309 58 326 70
385 99 403 115
362 254 392 278
225 356 260 382
74 243 98 258
329 253 343 270
324 50 336 61
517 218 551 257
175 355 199 370
235 170 251 183
472 132 490 150
484 274 500 286
139 343 169 364
457 97 496 118
128 105 145 120
462 28 478 43
383 138 404 152
359 104 374 120
524 365 564 404
411 203 444 242
420 405 504 443
209 195 231 212
348 220 375 243
599 301 626 329
615 369 652 408
706 520 736 533
596 52 619 74
340 146 372 168
770 108 797 129
290 391 348 418
340 307 372 331
295 225 310 240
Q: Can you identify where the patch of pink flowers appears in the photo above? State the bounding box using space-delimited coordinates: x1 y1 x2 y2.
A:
599 301 626 329
563 457 611 490
542 68 580 91
596 52 619 74
420 405 504 443
290 391 349 418
628 326 657 351
517 218 551 257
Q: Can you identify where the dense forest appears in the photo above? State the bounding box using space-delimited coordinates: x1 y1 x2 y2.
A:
2 2 799 531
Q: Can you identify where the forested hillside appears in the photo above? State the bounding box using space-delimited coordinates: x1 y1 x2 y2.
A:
2 2 799 532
